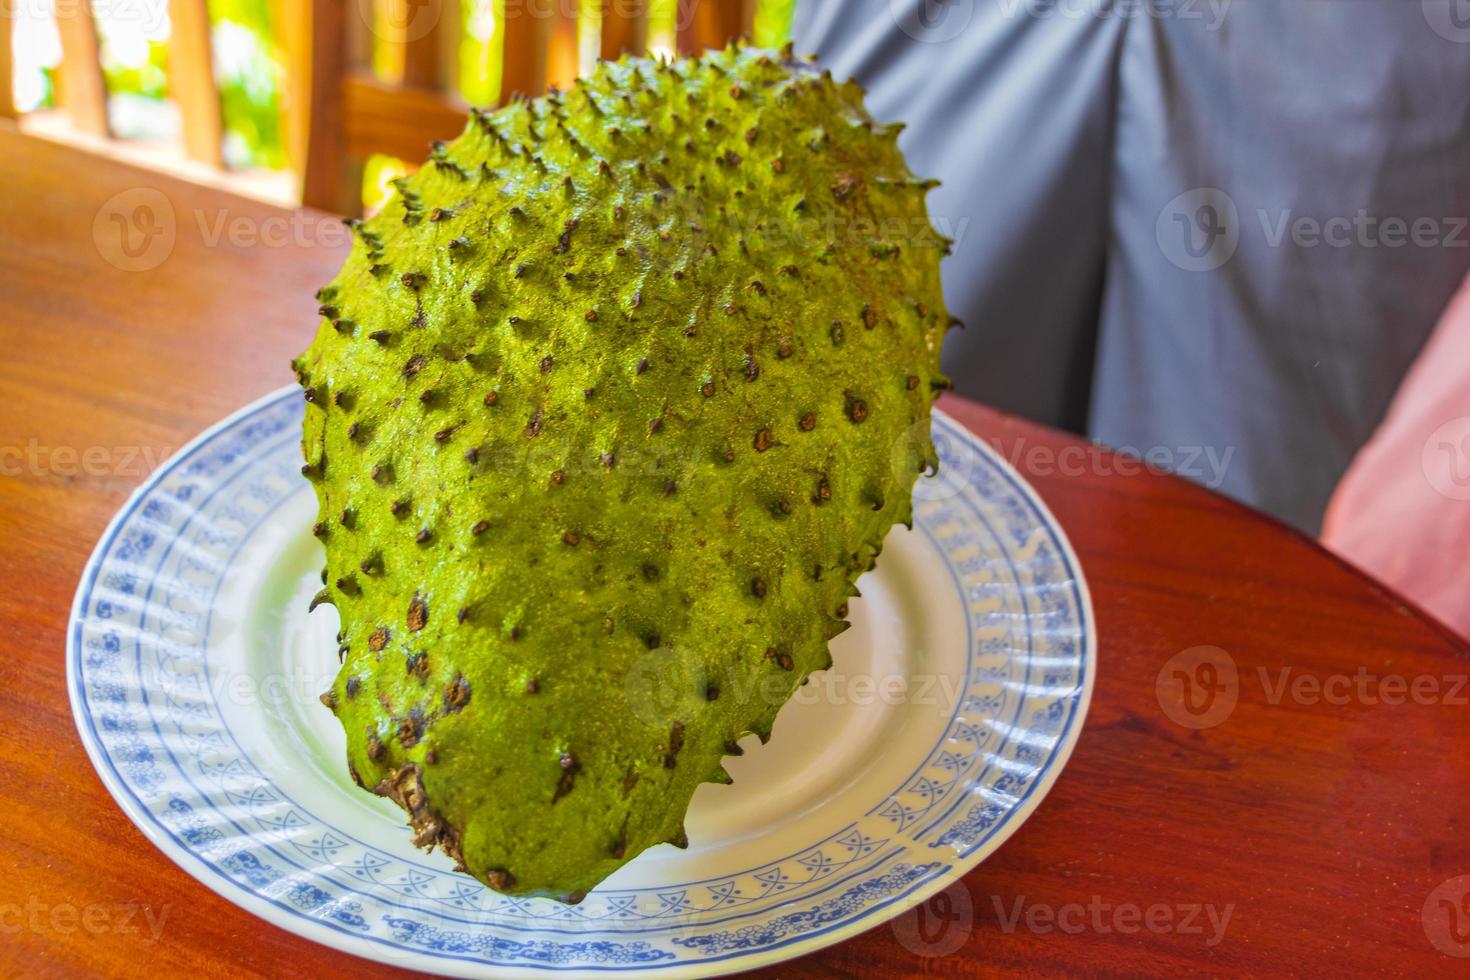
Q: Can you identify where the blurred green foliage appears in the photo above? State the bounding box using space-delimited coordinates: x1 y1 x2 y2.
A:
90 0 283 167
99 42 168 101
208 0 285 169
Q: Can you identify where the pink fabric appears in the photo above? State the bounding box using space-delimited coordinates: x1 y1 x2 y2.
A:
1322 275 1470 640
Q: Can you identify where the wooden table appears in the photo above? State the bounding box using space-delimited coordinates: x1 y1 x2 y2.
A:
3 127 1468 977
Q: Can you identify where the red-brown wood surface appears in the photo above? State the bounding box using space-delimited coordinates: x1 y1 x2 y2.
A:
2 128 1468 977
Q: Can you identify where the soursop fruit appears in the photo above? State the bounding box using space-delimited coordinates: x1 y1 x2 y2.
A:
296 43 952 902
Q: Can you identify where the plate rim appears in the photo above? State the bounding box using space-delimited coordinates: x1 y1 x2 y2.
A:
67 385 1096 978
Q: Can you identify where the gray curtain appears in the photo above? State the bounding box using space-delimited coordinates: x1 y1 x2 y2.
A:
794 0 1470 531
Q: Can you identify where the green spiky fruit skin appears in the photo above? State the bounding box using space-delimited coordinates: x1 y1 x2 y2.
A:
296 44 950 902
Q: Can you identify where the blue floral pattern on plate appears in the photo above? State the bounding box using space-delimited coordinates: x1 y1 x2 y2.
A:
68 387 1093 976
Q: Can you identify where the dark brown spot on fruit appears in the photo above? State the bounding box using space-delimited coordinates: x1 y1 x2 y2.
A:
663 722 685 769
444 674 471 712
407 595 428 632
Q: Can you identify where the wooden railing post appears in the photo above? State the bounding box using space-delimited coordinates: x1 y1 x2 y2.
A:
600 0 648 62
377 0 459 90
676 0 748 55
546 0 579 90
54 0 109 136
168 0 224 167
501 0 554 102
275 0 352 213
0 14 15 120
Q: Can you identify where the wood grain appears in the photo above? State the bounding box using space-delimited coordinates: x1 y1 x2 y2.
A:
341 73 468 165
53 0 109 137
676 0 748 54
167 0 225 167
500 0 554 103
0 16 16 119
2 130 1469 977
600 0 649 62
546 0 581 92
374 0 455 90
276 0 352 214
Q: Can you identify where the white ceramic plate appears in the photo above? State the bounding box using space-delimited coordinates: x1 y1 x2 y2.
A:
68 386 1094 977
